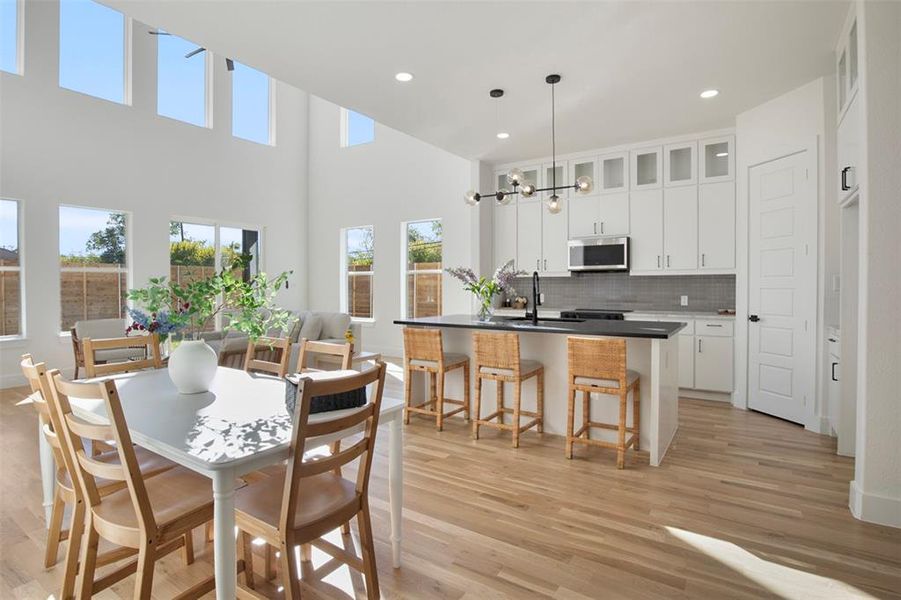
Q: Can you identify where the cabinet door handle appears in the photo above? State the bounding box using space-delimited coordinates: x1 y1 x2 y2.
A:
544 259 547 270
698 339 702 353
831 361 839 382
701 253 706 267
705 324 723 328
600 221 604 234
841 166 851 191
537 259 540 270
593 222 597 234
666 255 671 268
657 255 661 268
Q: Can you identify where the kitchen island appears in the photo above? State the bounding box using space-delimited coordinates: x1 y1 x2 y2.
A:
394 314 686 466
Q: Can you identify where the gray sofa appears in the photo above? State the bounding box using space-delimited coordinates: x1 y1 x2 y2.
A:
202 311 361 370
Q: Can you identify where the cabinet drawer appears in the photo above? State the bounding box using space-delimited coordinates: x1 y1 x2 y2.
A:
696 319 733 336
675 319 694 335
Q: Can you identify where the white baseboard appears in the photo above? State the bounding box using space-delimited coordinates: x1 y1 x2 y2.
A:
1 366 76 390
850 479 901 528
361 344 403 361
680 389 732 402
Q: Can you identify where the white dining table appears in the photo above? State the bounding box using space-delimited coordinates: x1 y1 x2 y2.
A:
37 366 404 600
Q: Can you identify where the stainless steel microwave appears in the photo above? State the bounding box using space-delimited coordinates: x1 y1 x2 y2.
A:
568 236 630 271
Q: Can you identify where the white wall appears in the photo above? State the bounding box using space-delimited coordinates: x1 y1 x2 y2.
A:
850 0 901 528
734 77 839 432
0 1 309 386
306 96 473 357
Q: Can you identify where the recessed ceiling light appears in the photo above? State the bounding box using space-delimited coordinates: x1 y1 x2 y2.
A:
496 132 510 140
716 152 728 158
395 72 413 82
700 89 719 99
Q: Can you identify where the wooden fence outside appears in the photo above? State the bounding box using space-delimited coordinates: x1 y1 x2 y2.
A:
407 262 442 318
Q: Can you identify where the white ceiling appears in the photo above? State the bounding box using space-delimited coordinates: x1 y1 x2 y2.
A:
106 1 848 164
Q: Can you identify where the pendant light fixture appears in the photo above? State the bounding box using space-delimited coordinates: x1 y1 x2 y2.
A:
464 74 592 213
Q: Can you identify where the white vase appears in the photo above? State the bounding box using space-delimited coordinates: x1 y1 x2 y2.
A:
168 339 218 394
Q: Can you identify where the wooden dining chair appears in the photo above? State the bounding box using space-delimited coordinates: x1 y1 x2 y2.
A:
82 334 163 378
47 369 216 600
244 336 292 378
296 338 354 372
235 363 387 599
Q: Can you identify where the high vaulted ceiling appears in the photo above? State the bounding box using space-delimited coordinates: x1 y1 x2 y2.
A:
105 1 848 164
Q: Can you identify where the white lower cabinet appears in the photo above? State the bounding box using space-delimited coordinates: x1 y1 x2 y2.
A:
694 335 733 393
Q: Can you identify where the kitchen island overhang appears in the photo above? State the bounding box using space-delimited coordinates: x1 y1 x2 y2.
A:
395 314 686 466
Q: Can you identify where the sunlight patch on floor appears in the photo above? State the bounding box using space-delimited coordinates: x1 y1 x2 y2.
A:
665 526 877 599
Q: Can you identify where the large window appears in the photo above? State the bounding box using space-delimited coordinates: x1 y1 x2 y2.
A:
404 219 442 318
232 61 271 145
59 0 126 104
0 199 22 337
342 226 373 320
0 0 19 74
157 30 207 127
341 108 374 147
59 206 128 331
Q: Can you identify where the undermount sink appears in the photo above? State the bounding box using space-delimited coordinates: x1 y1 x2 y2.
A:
504 316 586 323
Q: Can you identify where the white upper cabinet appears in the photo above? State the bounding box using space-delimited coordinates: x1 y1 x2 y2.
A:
569 195 599 238
699 136 735 183
516 198 542 273
631 146 662 190
542 161 568 200
494 202 517 270
836 9 859 120
570 157 599 197
664 142 697 187
597 193 629 237
600 152 628 193
541 200 569 273
698 181 735 270
663 186 698 270
629 189 664 271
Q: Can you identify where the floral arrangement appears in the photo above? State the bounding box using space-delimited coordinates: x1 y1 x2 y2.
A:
446 259 525 320
127 254 295 343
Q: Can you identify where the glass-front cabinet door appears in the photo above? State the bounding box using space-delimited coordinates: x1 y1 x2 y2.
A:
699 136 734 183
630 146 662 190
541 162 568 200
600 152 628 193
664 142 697 187
569 157 598 197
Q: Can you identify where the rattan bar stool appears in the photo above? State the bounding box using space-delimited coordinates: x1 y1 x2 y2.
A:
402 327 470 430
472 331 544 448
565 336 640 468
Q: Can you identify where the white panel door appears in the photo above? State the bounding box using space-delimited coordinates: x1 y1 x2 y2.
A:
698 181 736 269
629 189 663 271
748 151 815 424
494 203 517 269
663 186 698 270
517 199 542 273
542 201 569 272
568 195 599 238
597 191 629 236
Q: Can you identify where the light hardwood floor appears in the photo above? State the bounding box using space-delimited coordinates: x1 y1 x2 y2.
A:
1 359 899 599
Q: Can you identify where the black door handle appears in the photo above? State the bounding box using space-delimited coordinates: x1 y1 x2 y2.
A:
749 314 760 322
841 167 850 191
831 362 839 382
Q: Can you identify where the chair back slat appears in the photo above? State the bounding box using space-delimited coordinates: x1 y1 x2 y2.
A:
403 328 443 363
48 371 158 537
568 336 628 387
244 336 292 378
279 362 386 533
296 339 353 372
473 331 520 372
83 334 162 378
20 355 66 461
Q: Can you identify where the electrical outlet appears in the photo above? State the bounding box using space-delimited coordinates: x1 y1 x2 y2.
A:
680 295 688 306
539 292 546 304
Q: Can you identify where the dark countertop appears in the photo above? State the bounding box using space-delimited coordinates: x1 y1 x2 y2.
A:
394 314 686 339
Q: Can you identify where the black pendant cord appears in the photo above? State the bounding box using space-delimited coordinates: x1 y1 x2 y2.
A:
551 79 556 192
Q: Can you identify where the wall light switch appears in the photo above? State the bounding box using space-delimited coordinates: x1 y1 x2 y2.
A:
680 295 688 306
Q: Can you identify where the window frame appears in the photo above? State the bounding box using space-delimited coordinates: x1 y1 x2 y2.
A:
155 29 212 128
340 225 375 323
0 0 24 76
401 218 443 319
231 61 274 146
0 198 25 340
58 203 132 334
57 0 132 105
340 107 375 148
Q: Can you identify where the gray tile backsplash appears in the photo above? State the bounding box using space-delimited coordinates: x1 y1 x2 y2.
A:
507 273 735 312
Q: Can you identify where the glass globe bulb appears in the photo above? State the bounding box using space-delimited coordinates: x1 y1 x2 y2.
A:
506 168 525 185
498 192 513 206
464 190 480 206
546 195 562 214
520 181 536 198
576 175 594 194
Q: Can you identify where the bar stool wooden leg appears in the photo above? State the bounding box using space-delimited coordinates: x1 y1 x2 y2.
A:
537 369 545 433
633 380 641 451
436 369 445 432
566 384 575 459
403 366 412 425
582 391 590 440
429 371 437 411
472 376 482 439
512 379 522 449
462 363 471 421
617 392 628 469
497 382 505 426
